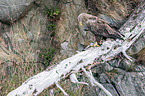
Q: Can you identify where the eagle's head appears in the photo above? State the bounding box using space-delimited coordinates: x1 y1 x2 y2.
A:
78 13 97 27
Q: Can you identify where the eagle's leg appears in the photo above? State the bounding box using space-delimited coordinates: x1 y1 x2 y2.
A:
93 42 99 47
94 36 103 46
85 36 102 49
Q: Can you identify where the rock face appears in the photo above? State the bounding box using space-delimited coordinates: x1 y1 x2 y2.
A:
0 0 55 62
96 69 145 96
0 0 145 96
0 0 38 24
54 0 96 60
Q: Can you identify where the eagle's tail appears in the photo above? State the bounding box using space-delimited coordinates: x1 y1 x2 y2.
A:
112 31 125 40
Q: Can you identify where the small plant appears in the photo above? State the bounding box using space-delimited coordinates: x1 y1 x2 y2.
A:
39 48 55 67
44 5 60 19
47 24 55 31
44 5 60 31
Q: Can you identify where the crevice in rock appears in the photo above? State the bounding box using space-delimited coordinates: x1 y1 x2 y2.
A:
110 81 120 96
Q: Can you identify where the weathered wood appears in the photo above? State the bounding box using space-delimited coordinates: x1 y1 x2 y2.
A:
7 2 145 96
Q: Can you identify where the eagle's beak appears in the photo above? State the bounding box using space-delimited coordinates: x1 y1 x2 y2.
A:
79 22 83 26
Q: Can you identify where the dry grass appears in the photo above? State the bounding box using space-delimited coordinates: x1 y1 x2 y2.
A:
0 62 44 95
0 24 45 95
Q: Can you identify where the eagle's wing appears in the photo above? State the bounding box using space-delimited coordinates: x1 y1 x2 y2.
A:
95 35 103 44
87 22 109 36
104 24 124 39
86 19 124 40
88 22 123 39
98 18 120 29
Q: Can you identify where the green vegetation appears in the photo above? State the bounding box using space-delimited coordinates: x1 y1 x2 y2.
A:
45 7 60 18
47 24 55 31
39 47 55 67
44 5 60 31
39 5 59 68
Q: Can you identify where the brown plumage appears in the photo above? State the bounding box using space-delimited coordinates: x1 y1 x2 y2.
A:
86 19 124 44
78 13 124 44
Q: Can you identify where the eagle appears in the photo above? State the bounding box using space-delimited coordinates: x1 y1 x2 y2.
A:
78 13 124 46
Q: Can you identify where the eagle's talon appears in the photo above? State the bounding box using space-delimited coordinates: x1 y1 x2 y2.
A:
85 42 100 49
98 42 102 45
93 42 99 47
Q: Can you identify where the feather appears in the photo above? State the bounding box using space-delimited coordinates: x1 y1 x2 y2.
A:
78 13 124 44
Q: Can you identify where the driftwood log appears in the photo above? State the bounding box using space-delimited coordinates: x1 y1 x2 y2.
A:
7 2 145 96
